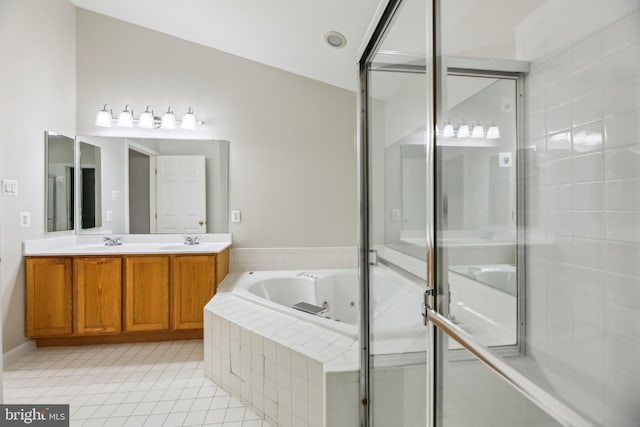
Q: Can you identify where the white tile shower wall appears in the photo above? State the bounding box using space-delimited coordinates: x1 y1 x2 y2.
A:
518 2 640 425
230 247 357 273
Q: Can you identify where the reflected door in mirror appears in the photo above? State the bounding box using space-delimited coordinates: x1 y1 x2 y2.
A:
156 155 206 233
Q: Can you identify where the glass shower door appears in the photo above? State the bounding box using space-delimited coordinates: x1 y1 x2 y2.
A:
360 0 640 426
430 0 640 426
358 0 429 425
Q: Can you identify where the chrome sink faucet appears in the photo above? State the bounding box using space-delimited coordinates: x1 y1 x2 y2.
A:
184 236 200 245
103 237 122 246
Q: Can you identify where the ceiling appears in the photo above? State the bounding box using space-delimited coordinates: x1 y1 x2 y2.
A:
70 0 384 92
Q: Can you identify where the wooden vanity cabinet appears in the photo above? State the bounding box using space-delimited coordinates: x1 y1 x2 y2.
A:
26 248 229 345
26 257 72 337
124 256 169 331
171 255 216 329
73 257 122 334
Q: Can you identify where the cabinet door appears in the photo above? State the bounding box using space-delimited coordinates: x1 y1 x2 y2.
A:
26 257 72 337
171 255 216 329
73 257 122 334
124 256 169 331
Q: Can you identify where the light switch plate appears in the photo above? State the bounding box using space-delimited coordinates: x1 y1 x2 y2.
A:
231 210 241 223
2 179 18 196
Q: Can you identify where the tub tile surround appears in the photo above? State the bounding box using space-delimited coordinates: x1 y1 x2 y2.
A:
204 291 360 427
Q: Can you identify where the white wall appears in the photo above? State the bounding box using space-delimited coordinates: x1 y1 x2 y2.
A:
519 1 640 425
75 9 358 249
0 0 76 353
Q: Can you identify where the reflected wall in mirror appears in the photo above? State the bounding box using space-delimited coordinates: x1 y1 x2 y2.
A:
79 141 102 229
76 136 229 234
45 132 75 232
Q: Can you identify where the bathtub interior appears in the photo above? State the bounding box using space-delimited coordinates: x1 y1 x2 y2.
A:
449 264 516 295
246 271 360 325
232 266 429 354
448 264 517 348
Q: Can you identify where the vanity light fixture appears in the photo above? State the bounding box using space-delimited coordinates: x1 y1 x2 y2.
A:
95 105 205 130
180 107 197 130
161 107 176 130
138 106 155 129
95 104 113 127
117 105 134 127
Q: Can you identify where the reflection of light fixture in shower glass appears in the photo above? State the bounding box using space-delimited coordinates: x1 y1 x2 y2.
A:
457 123 470 138
442 123 455 138
471 124 484 138
487 125 500 139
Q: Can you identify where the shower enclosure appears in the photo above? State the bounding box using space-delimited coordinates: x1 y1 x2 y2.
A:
359 0 640 426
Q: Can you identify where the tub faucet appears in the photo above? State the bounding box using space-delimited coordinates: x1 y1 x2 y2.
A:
103 237 122 246
184 236 200 245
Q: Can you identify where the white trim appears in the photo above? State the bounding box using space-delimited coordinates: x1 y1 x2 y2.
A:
3 340 36 369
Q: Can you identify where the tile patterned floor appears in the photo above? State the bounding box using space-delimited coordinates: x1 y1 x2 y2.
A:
4 340 272 427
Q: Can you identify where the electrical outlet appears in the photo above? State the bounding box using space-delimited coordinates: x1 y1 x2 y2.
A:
231 210 241 223
19 211 31 228
499 152 513 168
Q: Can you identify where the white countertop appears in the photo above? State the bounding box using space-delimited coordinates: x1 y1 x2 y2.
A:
23 234 232 256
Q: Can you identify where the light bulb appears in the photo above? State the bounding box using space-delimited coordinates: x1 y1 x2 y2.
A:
117 105 133 128
139 106 155 129
161 107 176 130
487 125 500 139
471 124 484 138
181 107 197 130
457 124 470 138
95 104 113 127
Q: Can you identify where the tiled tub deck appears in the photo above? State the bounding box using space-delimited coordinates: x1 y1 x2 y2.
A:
204 288 360 427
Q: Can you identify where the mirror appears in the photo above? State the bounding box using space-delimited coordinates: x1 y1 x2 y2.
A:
76 136 229 234
45 132 75 232
383 74 518 260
